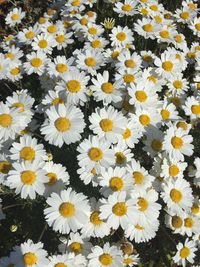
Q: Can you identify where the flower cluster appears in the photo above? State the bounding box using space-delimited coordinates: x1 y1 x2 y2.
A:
0 0 200 266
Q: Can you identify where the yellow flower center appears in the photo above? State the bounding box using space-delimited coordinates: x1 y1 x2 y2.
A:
101 82 114 93
195 23 200 31
122 4 132 11
137 197 148 211
123 128 131 139
172 215 183 228
170 189 182 203
123 74 135 83
143 55 153 62
188 2 197 9
0 114 12 128
116 32 126 41
46 172 57 185
135 224 144 230
52 98 64 106
162 61 174 71
133 171 144 184
59 202 75 217
88 147 103 161
0 161 12 174
90 211 103 225
140 8 148 15
91 167 97 175
143 24 154 32
187 52 196 59
66 80 81 93
56 35 65 43
5 53 14 60
154 15 162 23
23 252 37 266
177 121 188 131
115 152 126 165
148 75 157 84
109 176 124 191
171 96 181 107
47 25 57 33
31 58 43 67
169 165 179 177
111 51 120 60
54 117 71 132
184 217 194 228
175 34 182 43
139 114 151 126
99 119 113 132
161 109 170 120
112 202 127 216
99 253 113 266
135 90 148 102
180 11 190 20
85 57 96 66
150 4 158 11
21 170 37 185
151 139 162 152
72 0 80 6
173 80 183 89
38 17 47 24
12 102 25 113
54 263 67 267
10 67 21 76
124 60 135 69
171 136 183 149
191 105 200 115
80 17 88 25
20 147 35 161
38 39 48 48
56 64 68 73
88 27 97 35
180 247 190 259
160 30 169 38
91 40 102 48
123 258 133 265
191 204 200 215
11 13 20 21
69 242 82 253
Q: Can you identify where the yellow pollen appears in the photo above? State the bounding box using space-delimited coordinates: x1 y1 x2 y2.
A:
20 147 35 161
184 217 194 228
56 35 65 43
191 105 200 115
112 202 127 216
111 51 120 59
123 128 131 139
91 40 102 48
123 258 133 265
87 11 94 17
54 263 67 267
171 136 183 149
188 2 197 9
72 0 80 6
91 168 97 175
180 12 190 20
56 63 68 73
150 4 158 11
151 139 162 152
187 52 196 59
5 53 14 60
38 39 48 48
160 30 169 38
11 13 20 21
170 189 182 203
143 24 154 32
169 165 179 177
154 15 162 23
125 59 136 68
38 17 46 24
180 247 190 259
173 80 183 89
115 152 126 165
69 242 82 253
31 58 43 67
12 102 24 112
23 252 37 266
148 75 157 83
88 27 97 35
143 55 153 62
122 4 133 12
59 202 75 217
54 117 71 132
46 172 57 185
47 25 57 33
99 119 113 132
10 67 20 76
162 61 174 71
135 90 148 102
21 170 36 185
88 147 103 161
177 121 188 131
80 18 88 25
137 197 148 212
123 74 135 83
67 80 81 93
133 171 144 184
191 204 199 214
116 32 126 41
101 82 114 93
99 253 113 266
85 57 96 66
195 23 200 31
0 114 12 128
109 176 124 191
135 224 144 230
90 211 103 225
175 34 183 43
172 215 183 228
139 114 151 126
161 109 170 120
140 8 148 15
52 97 64 106
0 161 12 174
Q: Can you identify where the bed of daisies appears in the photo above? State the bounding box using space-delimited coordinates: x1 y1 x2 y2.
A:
0 0 200 266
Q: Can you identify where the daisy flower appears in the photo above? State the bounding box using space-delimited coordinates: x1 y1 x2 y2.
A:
173 239 197 267
5 7 25 27
114 0 138 17
41 90 66 109
32 33 55 54
54 31 74 50
167 73 189 96
6 62 23 82
77 165 99 186
77 135 115 172
113 141 133 166
48 254 74 267
123 254 140 266
110 26 134 48
189 17 200 37
89 106 127 144
158 100 179 125
17 25 40 44
66 232 92 256
47 55 73 78
87 242 123 267
143 127 164 157
161 178 193 213
163 126 194 161
183 96 200 120
7 160 48 199
91 70 123 105
174 8 196 24
41 104 85 147
24 51 48 76
82 23 104 39
134 18 160 40
11 239 49 267
116 50 142 72
44 188 90 234
84 37 109 51
161 157 187 180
